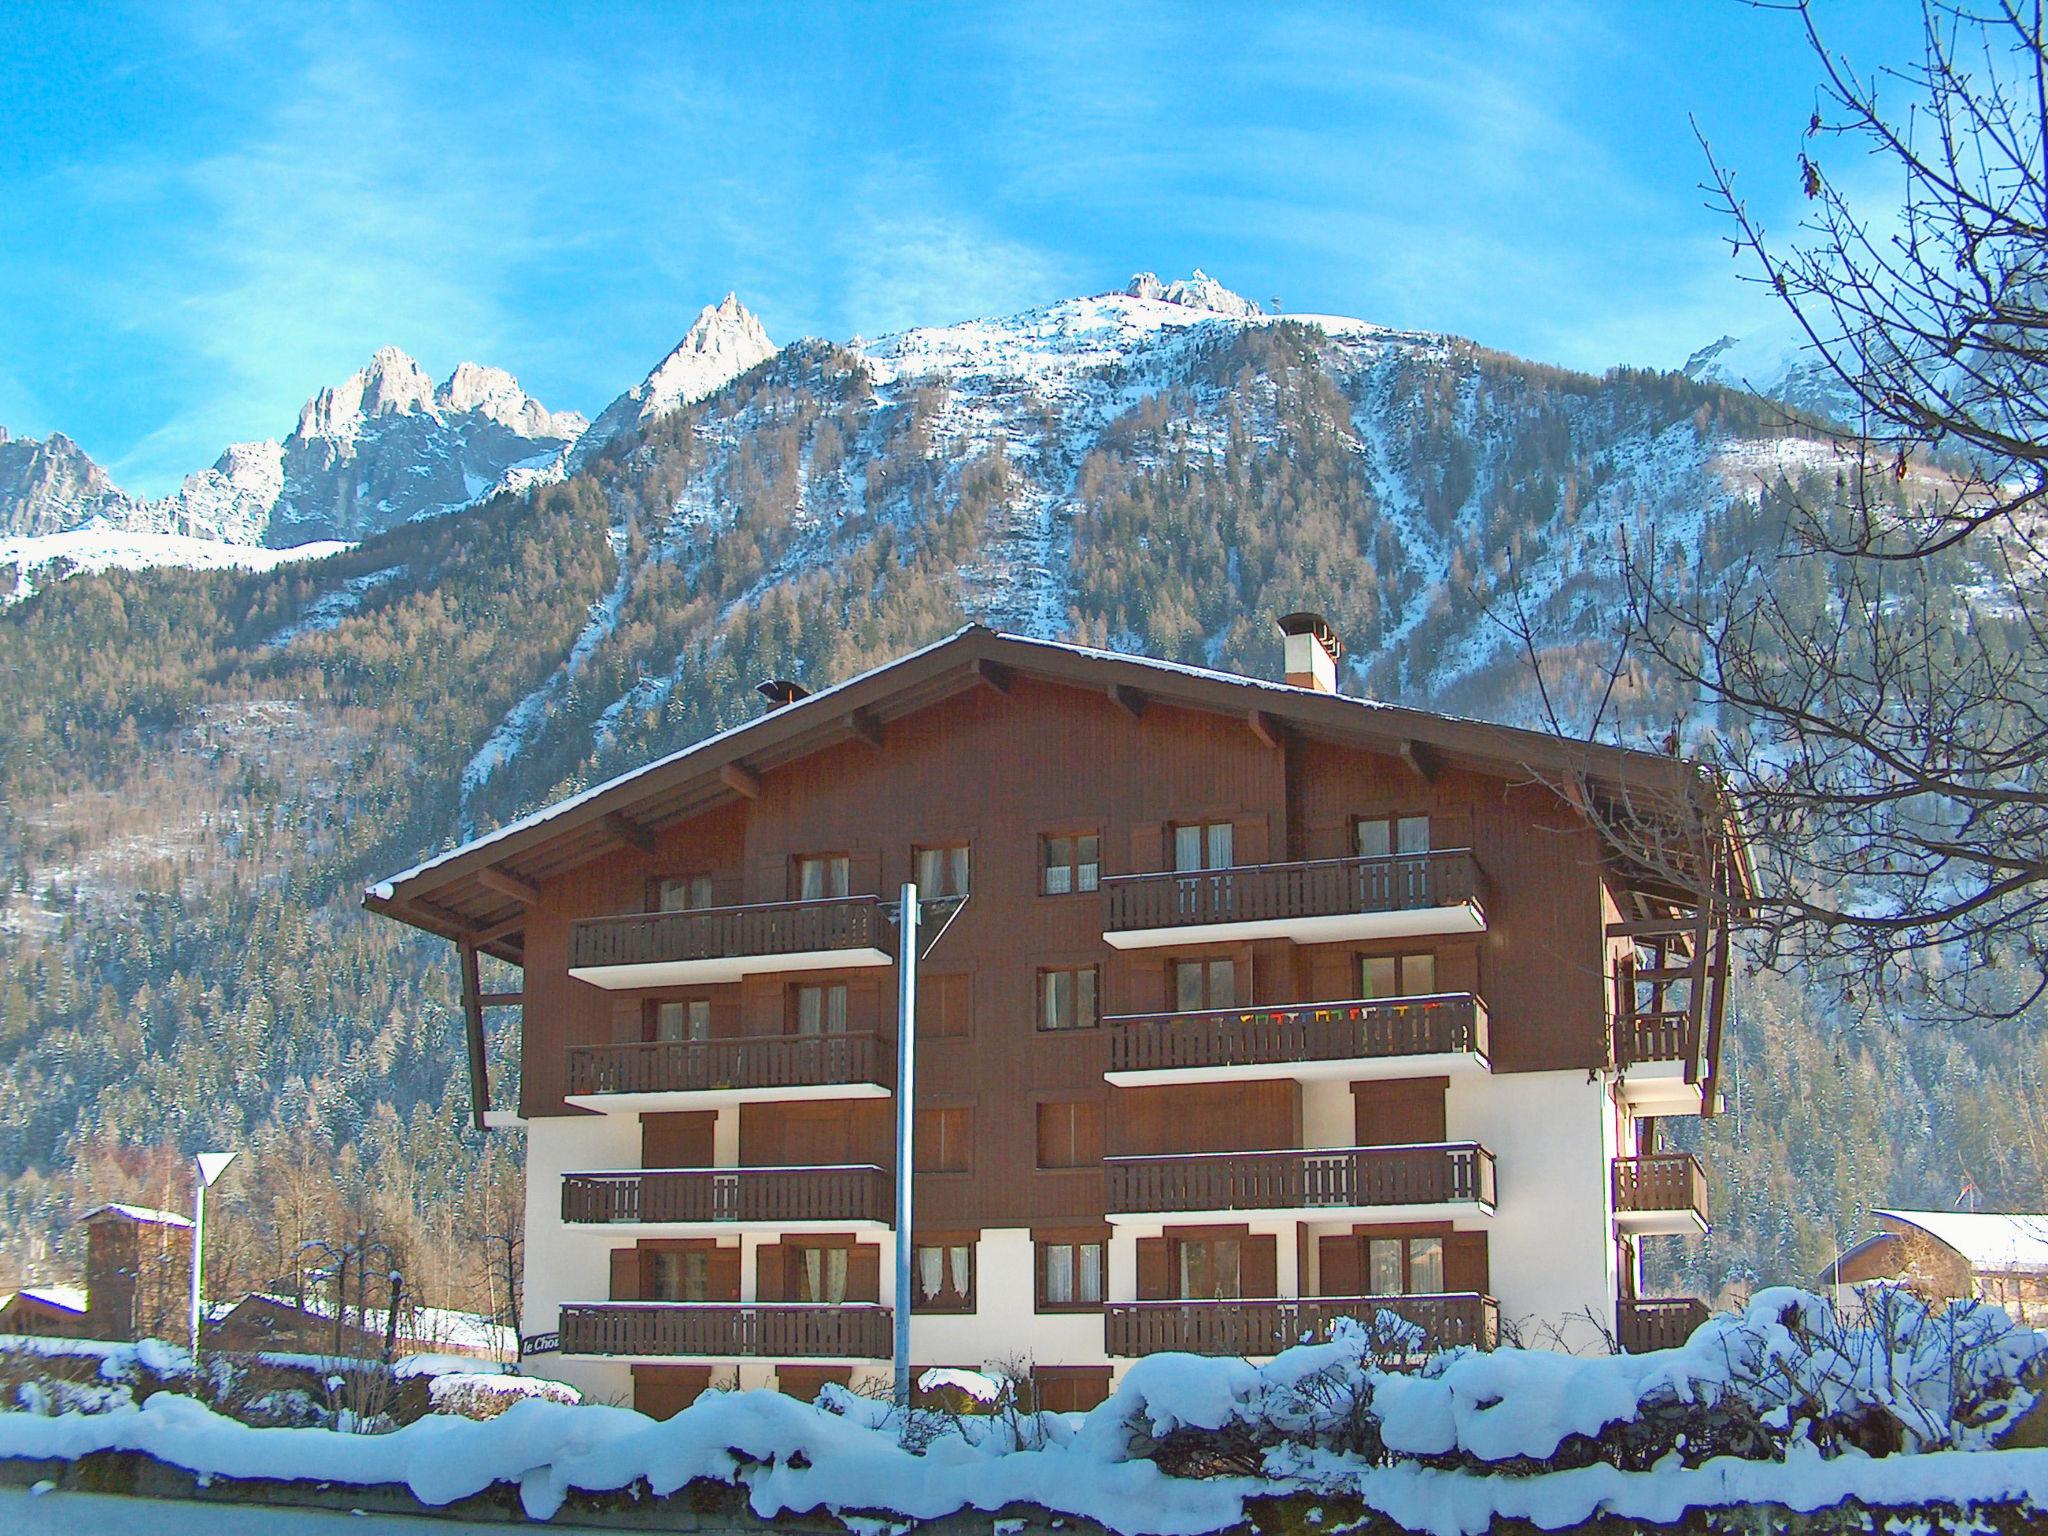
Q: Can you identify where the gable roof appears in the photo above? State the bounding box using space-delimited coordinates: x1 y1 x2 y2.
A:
0 1285 89 1316
366 624 1748 958
1877 1210 2048 1274
78 1203 192 1230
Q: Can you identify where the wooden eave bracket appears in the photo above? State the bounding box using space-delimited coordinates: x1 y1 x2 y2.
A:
476 866 539 906
972 658 1012 695
603 812 658 855
1398 739 1441 782
846 710 885 749
720 761 763 800
1108 683 1146 719
1247 709 1281 748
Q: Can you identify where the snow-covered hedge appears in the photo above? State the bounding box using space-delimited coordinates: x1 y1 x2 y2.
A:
427 1372 580 1420
2 1291 2045 1536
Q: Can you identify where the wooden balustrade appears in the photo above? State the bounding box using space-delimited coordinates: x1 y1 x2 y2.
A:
1613 1010 1689 1067
1108 993 1488 1074
1103 850 1484 934
1612 1153 1709 1221
566 1031 887 1098
1106 1143 1495 1215
561 1165 890 1226
1106 1294 1498 1357
1616 1296 1710 1353
570 894 886 971
558 1303 892 1359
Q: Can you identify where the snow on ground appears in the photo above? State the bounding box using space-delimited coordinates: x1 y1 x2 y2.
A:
0 1488 543 1535
263 565 407 647
1 530 348 603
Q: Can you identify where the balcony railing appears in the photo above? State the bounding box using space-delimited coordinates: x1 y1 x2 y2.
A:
1617 1296 1711 1353
1106 1294 1499 1357
558 1302 891 1359
1103 850 1484 937
1106 1143 1495 1216
569 894 887 972
1614 1010 1690 1068
566 1031 887 1098
1107 993 1488 1075
561 1165 890 1226
1613 1153 1709 1224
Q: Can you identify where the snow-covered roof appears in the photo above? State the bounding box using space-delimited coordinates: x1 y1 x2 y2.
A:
230 1292 514 1355
78 1202 193 1230
2 1285 88 1315
1878 1210 2048 1274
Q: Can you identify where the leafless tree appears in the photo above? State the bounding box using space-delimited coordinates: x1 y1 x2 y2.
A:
1619 0 2048 1021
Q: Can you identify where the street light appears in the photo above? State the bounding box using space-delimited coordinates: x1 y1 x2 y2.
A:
190 1151 237 1361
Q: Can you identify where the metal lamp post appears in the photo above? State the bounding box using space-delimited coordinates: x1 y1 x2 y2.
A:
189 1151 237 1361
892 882 918 1409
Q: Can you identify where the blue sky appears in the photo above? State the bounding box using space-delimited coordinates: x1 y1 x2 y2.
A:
1 2 1925 495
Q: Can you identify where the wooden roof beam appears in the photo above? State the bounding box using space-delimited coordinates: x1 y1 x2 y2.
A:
603 813 657 856
846 709 885 749
1247 709 1281 748
475 866 539 906
720 761 762 800
1399 739 1441 783
972 658 1011 695
1108 683 1146 720
478 991 524 1007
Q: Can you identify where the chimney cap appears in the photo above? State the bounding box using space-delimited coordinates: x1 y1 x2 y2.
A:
1275 611 1341 659
756 678 810 709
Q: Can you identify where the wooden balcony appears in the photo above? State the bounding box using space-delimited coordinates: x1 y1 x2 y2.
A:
1106 1293 1498 1358
560 1165 890 1232
1612 1153 1709 1235
1102 851 1485 950
568 894 892 988
1612 1010 1706 1115
1616 1296 1711 1353
558 1302 891 1361
564 1031 889 1111
1105 993 1489 1086
1105 1143 1496 1224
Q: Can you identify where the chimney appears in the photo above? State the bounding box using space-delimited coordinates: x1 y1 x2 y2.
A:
756 678 810 711
1275 612 1341 693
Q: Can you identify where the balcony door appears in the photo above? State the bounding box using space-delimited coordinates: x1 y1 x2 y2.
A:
1356 815 1431 906
794 855 850 902
1172 820 1235 922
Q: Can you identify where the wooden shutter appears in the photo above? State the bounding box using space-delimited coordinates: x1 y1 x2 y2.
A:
1305 816 1350 861
1444 1232 1490 1295
1136 1236 1171 1300
1242 1234 1279 1299
633 1364 712 1421
1129 821 1163 873
848 1244 881 1302
755 1243 784 1302
1353 1078 1447 1146
756 857 788 902
850 849 881 895
612 996 644 1045
1074 1100 1104 1166
642 1112 716 1169
711 996 743 1039
610 1247 640 1301
708 1245 742 1302
918 974 970 1038
1319 1235 1361 1297
1437 944 1480 995
1236 813 1269 865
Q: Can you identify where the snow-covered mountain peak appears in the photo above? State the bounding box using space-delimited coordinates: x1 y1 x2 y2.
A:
437 361 588 440
1125 269 1263 319
572 293 777 464
297 347 435 442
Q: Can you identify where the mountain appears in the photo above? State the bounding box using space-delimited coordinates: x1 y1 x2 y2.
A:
0 351 588 552
570 293 776 467
1683 322 1863 425
0 428 139 538
0 270 2033 1310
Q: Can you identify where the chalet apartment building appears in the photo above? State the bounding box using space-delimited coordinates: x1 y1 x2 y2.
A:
368 621 1747 1416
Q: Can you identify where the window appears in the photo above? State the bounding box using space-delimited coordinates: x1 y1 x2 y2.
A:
916 1107 972 1173
657 874 715 911
1173 958 1236 1012
795 854 850 901
912 1240 975 1311
1039 1240 1106 1309
914 844 970 898
917 973 971 1038
792 983 848 1035
646 1249 711 1302
1360 952 1437 1000
792 1245 850 1304
1356 815 1430 858
1038 966 1098 1031
1366 1235 1447 1296
1035 1100 1103 1169
1041 833 1101 895
654 1000 711 1042
1173 821 1234 872
1178 1236 1242 1300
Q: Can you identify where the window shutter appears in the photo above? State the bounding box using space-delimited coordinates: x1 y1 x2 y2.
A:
610 1247 640 1301
755 1243 785 1302
1236 813 1269 865
756 857 788 903
1444 1232 1490 1295
1128 821 1163 874
642 1112 715 1169
848 1244 881 1302
1437 944 1480 995
612 996 644 1045
1319 1236 1361 1297
1353 1078 1448 1146
1306 816 1350 861
850 850 881 895
709 1245 742 1302
1136 1236 1170 1300
1075 1101 1104 1166
1243 1234 1279 1299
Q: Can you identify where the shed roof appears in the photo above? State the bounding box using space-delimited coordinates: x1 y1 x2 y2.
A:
1876 1211 2048 1274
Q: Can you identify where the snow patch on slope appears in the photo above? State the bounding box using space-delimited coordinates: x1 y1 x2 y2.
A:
0 530 348 604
